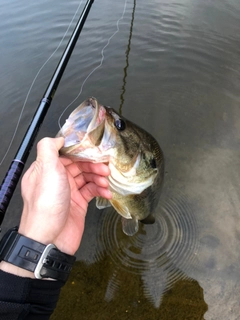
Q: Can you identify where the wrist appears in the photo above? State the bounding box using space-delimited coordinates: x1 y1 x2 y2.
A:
19 208 56 246
0 261 35 278
0 227 76 282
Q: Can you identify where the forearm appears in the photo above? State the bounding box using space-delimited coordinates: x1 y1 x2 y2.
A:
0 229 67 320
0 224 75 319
0 269 64 320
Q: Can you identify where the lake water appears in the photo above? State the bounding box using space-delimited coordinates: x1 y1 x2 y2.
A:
1 0 240 319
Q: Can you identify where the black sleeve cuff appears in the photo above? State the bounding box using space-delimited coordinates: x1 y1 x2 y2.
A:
0 270 64 319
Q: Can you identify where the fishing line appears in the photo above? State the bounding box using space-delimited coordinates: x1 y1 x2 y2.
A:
58 0 128 128
0 0 84 166
119 0 136 115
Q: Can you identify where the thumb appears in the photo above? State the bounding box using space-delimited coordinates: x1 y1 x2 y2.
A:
36 137 64 163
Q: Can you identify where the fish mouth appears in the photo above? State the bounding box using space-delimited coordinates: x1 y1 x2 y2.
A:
57 97 112 161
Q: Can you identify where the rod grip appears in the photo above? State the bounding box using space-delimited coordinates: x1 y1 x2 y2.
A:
0 160 24 225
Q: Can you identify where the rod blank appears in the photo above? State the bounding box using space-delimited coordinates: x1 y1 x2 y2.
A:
0 0 95 227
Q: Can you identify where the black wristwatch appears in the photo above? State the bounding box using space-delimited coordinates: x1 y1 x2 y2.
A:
0 227 76 282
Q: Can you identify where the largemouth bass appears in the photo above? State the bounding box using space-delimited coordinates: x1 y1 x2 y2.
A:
57 97 164 236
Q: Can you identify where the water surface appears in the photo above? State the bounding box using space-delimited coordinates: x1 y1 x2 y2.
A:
1 0 240 319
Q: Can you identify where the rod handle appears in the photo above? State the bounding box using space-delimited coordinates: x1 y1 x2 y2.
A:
0 160 24 226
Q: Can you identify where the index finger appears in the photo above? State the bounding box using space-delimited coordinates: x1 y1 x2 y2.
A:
76 161 110 176
60 158 111 178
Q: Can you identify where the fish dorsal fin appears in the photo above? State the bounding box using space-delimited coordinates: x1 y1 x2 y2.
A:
121 217 139 236
96 197 112 209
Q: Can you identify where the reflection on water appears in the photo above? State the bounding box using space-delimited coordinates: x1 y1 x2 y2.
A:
51 193 204 319
119 0 136 115
95 194 198 306
51 255 207 320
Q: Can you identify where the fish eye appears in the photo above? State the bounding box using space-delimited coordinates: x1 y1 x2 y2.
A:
114 118 126 131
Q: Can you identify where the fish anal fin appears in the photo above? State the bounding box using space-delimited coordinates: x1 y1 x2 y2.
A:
96 197 112 209
140 214 155 225
121 217 139 236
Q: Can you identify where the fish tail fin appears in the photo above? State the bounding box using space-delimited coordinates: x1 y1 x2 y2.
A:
121 217 139 236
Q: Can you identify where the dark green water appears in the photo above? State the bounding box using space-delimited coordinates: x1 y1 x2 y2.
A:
1 0 240 319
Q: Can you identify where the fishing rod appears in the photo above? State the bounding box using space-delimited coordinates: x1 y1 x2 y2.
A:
0 0 95 229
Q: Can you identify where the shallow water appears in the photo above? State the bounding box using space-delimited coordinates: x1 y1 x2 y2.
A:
1 0 240 319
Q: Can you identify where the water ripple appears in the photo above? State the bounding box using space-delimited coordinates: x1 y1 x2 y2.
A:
95 194 198 291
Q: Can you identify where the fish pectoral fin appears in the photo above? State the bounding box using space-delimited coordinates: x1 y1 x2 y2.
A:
121 217 139 236
96 197 112 209
140 214 155 225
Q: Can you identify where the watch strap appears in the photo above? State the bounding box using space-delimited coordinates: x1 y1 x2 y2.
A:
0 228 76 282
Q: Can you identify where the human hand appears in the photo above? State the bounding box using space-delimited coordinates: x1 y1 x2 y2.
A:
18 137 111 255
